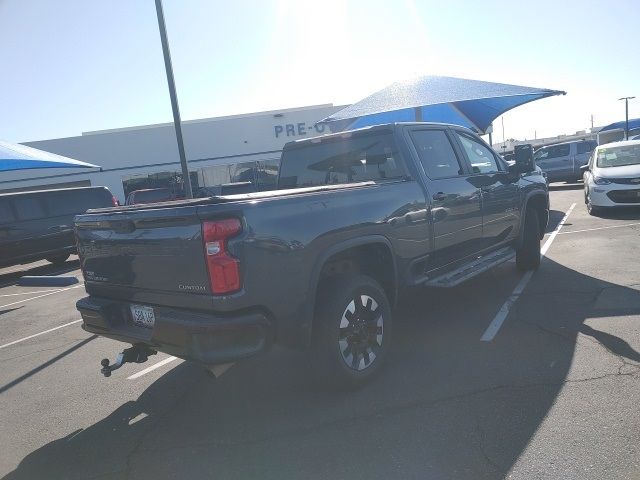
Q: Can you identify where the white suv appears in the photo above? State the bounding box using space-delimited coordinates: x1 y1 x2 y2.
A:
582 140 640 215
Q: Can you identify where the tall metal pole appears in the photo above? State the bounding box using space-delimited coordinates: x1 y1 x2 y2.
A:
155 0 192 198
618 96 635 141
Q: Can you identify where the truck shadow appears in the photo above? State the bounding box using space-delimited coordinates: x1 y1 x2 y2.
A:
548 182 583 191
4 259 640 480
546 209 567 232
0 258 80 288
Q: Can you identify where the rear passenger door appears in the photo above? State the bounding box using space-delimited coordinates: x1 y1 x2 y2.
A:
45 191 83 251
0 198 18 265
11 195 50 260
451 129 520 250
407 127 483 268
534 144 572 181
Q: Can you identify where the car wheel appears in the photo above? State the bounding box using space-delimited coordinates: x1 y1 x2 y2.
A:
516 208 541 272
46 253 70 265
311 274 391 390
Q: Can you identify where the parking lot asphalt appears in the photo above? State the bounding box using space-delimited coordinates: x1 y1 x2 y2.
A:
0 185 638 480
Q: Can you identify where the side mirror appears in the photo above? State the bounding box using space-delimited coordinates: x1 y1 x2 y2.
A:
579 164 590 173
513 144 535 173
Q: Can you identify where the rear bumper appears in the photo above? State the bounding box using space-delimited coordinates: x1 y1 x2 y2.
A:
77 296 272 365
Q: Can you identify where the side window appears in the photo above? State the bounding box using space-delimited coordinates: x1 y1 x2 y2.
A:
546 144 571 159
557 144 571 157
47 191 78 216
0 199 16 224
577 141 596 155
13 196 46 221
278 132 405 188
534 147 549 161
454 131 500 174
45 190 111 216
75 190 112 211
410 130 463 179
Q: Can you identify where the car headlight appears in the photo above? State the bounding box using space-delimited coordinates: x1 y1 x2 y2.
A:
593 176 611 185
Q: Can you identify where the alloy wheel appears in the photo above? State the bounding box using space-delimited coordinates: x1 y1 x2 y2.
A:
338 294 383 371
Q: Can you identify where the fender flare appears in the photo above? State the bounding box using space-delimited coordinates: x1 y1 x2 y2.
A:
301 235 398 346
517 191 549 247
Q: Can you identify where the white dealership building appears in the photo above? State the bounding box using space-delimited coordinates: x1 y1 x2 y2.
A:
2 104 343 203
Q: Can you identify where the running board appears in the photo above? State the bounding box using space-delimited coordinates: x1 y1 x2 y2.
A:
422 247 516 288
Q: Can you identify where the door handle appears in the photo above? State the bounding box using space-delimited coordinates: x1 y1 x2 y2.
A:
432 192 447 201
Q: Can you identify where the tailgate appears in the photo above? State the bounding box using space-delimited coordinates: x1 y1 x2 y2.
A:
75 205 211 295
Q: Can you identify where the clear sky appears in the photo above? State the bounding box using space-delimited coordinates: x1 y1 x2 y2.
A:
1 0 638 143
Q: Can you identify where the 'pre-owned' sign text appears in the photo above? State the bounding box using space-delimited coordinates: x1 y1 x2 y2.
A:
274 122 327 138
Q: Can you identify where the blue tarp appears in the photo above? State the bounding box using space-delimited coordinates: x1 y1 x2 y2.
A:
319 76 566 133
599 118 640 132
0 140 99 172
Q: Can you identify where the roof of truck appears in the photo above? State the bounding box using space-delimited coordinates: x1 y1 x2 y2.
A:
283 122 471 149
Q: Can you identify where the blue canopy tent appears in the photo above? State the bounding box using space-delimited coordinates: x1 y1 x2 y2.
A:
0 140 99 172
596 118 640 144
319 76 566 134
598 118 640 134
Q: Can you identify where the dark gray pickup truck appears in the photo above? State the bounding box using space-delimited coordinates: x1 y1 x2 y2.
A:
75 123 548 388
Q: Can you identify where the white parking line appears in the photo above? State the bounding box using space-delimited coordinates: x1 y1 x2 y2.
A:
557 222 640 235
0 319 83 350
480 202 576 342
127 356 179 380
0 285 82 309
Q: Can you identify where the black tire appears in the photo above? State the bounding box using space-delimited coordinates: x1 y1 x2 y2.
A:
311 274 392 390
46 253 70 265
516 208 541 272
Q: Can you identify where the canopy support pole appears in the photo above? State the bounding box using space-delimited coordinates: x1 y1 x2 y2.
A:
414 107 423 122
155 0 193 199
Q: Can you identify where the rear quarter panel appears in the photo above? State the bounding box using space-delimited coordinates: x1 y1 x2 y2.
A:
202 181 430 347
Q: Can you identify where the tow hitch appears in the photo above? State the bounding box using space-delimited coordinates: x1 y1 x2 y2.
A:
100 345 157 377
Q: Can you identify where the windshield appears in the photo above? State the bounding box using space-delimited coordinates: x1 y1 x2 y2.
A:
278 133 404 188
596 144 640 168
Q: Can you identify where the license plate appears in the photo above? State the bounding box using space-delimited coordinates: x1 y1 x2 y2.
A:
130 304 155 329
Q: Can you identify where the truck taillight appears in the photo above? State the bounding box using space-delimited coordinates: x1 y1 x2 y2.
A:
202 219 242 294
111 196 120 206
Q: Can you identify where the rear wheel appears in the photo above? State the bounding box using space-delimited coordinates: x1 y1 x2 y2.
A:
46 253 70 265
516 208 541 271
311 274 391 390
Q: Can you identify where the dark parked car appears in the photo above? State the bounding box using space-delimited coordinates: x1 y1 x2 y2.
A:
0 186 117 268
125 188 178 205
75 123 549 388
